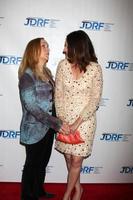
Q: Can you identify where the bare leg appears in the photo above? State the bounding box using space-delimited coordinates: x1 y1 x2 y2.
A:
63 154 83 200
64 154 72 200
64 154 71 172
72 176 83 200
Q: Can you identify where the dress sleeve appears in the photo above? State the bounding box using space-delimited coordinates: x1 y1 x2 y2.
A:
19 73 62 131
79 64 103 121
55 61 65 119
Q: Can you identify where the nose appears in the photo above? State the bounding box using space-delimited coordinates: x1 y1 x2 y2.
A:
63 47 66 54
47 48 50 54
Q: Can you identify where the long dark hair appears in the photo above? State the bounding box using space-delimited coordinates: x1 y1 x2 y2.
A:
66 30 98 72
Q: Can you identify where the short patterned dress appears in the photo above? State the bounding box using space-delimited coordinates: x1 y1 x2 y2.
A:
54 59 103 157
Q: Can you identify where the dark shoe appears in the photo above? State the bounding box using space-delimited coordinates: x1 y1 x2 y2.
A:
39 191 56 199
22 199 38 200
21 197 38 200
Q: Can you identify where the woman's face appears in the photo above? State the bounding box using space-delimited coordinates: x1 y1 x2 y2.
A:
40 38 49 63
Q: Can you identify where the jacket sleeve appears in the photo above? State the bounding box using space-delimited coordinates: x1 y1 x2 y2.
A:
79 64 103 121
19 73 62 131
55 61 65 120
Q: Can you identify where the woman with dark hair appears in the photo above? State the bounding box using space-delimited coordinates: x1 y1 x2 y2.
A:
55 30 103 200
18 37 69 200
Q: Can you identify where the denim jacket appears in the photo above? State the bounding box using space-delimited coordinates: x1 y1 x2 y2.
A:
19 68 62 145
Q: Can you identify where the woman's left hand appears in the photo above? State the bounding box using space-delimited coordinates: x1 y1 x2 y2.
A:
59 122 70 135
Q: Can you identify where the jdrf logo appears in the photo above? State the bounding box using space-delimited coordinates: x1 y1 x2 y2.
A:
106 61 129 70
0 130 20 139
24 17 60 28
127 99 133 107
120 166 133 174
81 166 102 174
100 133 124 142
80 20 113 31
0 55 22 65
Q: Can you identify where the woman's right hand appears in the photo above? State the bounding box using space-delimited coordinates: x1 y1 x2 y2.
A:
59 122 70 135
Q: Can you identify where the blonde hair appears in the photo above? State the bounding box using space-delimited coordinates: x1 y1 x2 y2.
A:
18 37 54 86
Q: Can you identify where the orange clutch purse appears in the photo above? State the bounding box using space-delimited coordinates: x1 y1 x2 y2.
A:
56 130 85 144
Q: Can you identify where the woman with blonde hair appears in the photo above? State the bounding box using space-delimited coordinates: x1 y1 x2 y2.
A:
18 37 68 200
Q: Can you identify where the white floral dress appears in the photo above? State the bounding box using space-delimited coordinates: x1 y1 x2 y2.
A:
54 59 103 157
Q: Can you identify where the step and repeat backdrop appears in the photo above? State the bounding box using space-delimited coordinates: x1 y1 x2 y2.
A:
0 0 133 183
